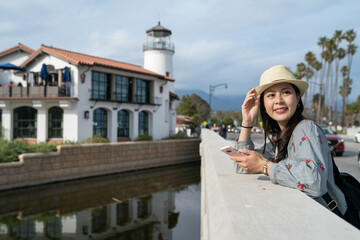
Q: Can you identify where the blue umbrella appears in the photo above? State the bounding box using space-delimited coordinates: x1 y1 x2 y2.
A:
39 64 49 81
0 63 25 71
62 67 71 82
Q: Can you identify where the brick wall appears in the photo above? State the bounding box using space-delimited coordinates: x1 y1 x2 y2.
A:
0 139 200 191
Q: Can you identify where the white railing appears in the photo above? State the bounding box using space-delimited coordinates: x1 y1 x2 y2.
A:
200 128 360 240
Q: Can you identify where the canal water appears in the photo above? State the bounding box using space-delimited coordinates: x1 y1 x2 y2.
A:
0 162 200 240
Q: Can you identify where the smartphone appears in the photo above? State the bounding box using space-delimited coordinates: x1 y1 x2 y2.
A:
220 145 246 156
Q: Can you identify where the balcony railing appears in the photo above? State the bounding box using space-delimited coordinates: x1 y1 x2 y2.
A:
143 42 175 52
0 86 71 98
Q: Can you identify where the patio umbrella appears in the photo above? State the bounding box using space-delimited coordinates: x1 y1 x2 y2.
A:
39 64 49 81
0 63 25 71
62 67 70 82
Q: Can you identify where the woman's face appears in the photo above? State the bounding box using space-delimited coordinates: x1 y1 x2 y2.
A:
263 83 300 130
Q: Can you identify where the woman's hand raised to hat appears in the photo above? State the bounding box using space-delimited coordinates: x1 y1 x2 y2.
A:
241 88 260 126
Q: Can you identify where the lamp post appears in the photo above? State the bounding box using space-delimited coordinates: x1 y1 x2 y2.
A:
209 83 227 121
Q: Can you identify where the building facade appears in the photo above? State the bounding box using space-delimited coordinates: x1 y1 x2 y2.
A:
0 23 179 143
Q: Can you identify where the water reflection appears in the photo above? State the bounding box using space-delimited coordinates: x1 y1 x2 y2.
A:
0 162 200 240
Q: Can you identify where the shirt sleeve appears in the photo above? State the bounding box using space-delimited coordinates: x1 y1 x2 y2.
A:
270 121 330 198
233 136 276 174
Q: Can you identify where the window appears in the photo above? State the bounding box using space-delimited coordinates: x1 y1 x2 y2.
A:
91 207 107 233
138 111 148 135
136 79 150 104
118 110 129 137
13 107 37 138
137 197 150 219
117 201 130 225
93 108 108 138
115 75 132 102
45 217 62 239
91 71 111 100
48 107 63 138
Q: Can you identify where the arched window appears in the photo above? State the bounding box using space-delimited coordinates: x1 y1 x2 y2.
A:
137 197 151 219
45 217 62 239
48 107 63 138
138 111 148 135
13 107 37 138
91 207 108 233
117 200 130 225
118 110 129 137
93 108 107 138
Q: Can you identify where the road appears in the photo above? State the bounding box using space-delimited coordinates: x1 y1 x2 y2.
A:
226 132 360 181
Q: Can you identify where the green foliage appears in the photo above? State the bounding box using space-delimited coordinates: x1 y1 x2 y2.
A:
162 132 189 140
0 214 21 227
223 115 233 126
136 133 153 141
0 140 29 162
176 94 197 116
191 114 201 127
81 135 110 143
176 94 210 125
60 140 79 145
29 142 58 153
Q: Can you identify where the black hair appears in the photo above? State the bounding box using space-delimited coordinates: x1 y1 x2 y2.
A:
260 84 305 162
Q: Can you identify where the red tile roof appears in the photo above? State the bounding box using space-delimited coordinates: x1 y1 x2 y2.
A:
0 43 35 58
170 91 180 100
22 45 175 81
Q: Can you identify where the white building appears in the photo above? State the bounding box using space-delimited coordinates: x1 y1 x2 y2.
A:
0 23 179 143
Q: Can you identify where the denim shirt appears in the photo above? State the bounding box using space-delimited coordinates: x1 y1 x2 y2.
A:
234 120 347 214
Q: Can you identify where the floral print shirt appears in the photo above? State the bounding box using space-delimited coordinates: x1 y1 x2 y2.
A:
234 120 347 214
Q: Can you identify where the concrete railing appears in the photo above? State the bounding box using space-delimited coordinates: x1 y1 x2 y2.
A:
200 129 360 239
0 139 200 191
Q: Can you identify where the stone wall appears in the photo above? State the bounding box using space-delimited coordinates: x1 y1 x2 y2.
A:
0 139 200 191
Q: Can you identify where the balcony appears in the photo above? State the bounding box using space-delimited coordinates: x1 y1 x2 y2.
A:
0 86 71 98
143 42 175 52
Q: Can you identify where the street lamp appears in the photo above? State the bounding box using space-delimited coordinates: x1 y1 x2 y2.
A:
209 83 227 120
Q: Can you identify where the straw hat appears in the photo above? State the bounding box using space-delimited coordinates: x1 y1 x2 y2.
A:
255 65 309 97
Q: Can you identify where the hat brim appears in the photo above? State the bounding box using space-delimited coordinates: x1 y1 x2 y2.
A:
255 79 309 97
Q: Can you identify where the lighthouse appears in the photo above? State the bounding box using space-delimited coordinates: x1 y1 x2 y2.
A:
143 22 175 78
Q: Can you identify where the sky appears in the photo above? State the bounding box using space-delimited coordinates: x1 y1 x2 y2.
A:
1 0 360 102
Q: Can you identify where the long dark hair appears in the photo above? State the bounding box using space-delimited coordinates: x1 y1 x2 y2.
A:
260 84 305 162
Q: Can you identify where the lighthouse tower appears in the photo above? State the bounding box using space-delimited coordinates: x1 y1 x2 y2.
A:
143 22 175 78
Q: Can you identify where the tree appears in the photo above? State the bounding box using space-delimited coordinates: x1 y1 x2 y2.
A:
176 94 197 116
176 94 210 126
317 36 328 123
346 98 360 127
339 66 352 132
190 94 210 121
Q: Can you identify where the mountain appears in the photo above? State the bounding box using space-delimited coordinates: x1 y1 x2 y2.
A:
175 89 245 111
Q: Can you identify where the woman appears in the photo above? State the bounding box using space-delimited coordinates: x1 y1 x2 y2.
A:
231 65 347 216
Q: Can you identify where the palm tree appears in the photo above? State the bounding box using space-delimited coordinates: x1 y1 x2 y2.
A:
339 66 352 132
332 30 345 128
341 29 357 132
333 47 346 128
345 29 357 76
317 36 327 123
312 60 322 122
324 38 335 123
304 51 316 109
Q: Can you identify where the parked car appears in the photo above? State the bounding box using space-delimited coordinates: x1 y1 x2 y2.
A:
252 126 263 133
228 127 240 133
319 125 344 156
355 131 360 143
